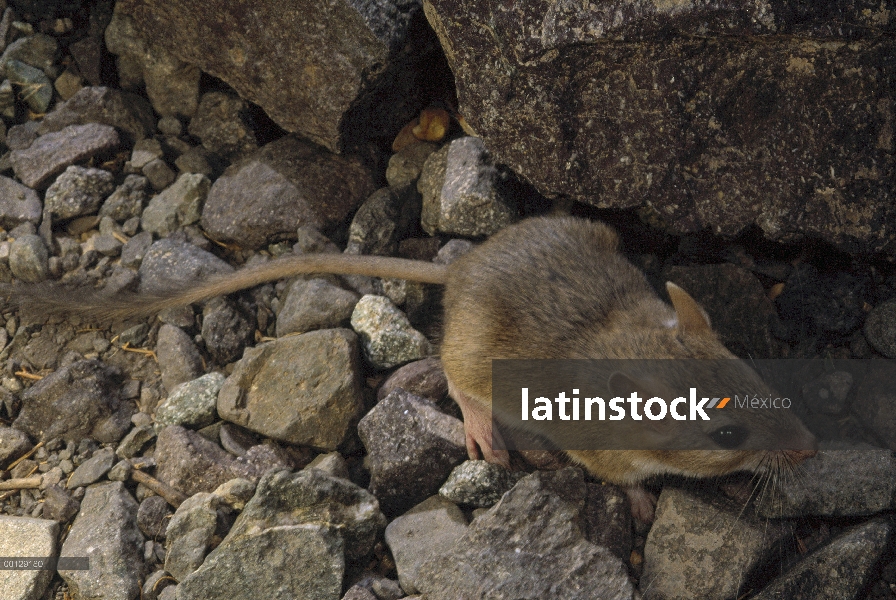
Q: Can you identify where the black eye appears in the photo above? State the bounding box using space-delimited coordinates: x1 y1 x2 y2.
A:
709 425 748 449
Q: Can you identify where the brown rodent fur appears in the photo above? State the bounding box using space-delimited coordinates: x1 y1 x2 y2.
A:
1 216 816 520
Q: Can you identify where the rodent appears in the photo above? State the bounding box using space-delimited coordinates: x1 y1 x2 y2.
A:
2 216 817 521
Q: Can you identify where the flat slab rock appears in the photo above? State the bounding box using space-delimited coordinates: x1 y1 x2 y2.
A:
415 467 634 600
10 123 120 189
424 0 896 254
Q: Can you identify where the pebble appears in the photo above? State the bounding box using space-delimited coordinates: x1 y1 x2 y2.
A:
275 278 359 337
351 295 432 369
141 172 210 236
8 233 48 282
154 372 225 429
0 175 41 228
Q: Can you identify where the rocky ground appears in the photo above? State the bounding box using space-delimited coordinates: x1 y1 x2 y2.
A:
0 1 892 600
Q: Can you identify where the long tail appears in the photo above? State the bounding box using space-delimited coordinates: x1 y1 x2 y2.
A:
0 253 448 322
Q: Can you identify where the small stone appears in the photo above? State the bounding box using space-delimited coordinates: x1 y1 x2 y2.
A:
0 79 13 118
67 447 116 489
130 138 164 170
120 230 153 268
119 323 149 346
107 459 133 481
386 141 439 191
138 237 233 295
434 238 474 265
44 165 115 220
143 157 177 191
275 278 359 337
43 484 80 522
303 451 349 480
187 91 258 159
164 492 220 581
864 299 896 358
0 426 32 467
154 372 225 429
158 116 183 136
93 233 123 256
377 357 450 406
200 297 255 364
0 33 59 77
5 58 52 113
345 187 404 256
0 176 41 228
439 460 526 507
174 147 213 176
100 174 149 222
11 123 120 189
141 172 210 236
212 477 256 510
9 233 48 282
350 295 432 369
155 324 204 392
54 69 83 100
116 425 156 459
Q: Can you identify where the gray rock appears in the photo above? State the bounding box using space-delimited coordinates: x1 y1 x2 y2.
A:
342 586 378 600
358 389 466 515
13 360 128 443
212 477 256 511
217 423 256 457
0 515 57 600
141 570 174 600
42 484 81 522
154 372 224 429
100 174 149 222
107 459 132 482
386 141 439 191
200 297 255 364
93 233 123 257
758 447 896 517
67 447 116 489
104 11 200 118
864 299 896 358
5 59 52 113
416 468 634 600
141 172 210 236
276 278 359 337
164 492 221 581
116 424 156 458
345 187 404 256
217 329 363 450
142 157 177 191
120 230 153 268
753 519 893 600
59 481 144 600
10 123 120 189
303 451 350 480
177 522 343 600
155 324 204 393
137 495 172 540
350 295 432 369
200 136 376 249
377 357 450 407
641 487 790 600
424 0 896 254
0 427 31 467
154 425 291 497
6 122 39 150
129 137 163 169
420 137 516 237
9 233 48 282
434 238 474 265
0 33 58 77
174 147 213 176
582 482 633 562
137 237 233 296
37 86 156 144
439 460 526 507
112 0 426 152
0 176 40 228
44 165 116 219
385 495 468 594
187 92 258 159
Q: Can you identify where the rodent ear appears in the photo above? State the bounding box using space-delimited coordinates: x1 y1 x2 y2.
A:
665 282 712 333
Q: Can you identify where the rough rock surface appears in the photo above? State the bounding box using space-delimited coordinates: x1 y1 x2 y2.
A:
0 516 57 600
423 0 896 253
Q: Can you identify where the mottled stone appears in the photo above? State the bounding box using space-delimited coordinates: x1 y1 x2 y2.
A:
0 176 41 228
350 295 432 369
44 165 116 219
10 123 120 189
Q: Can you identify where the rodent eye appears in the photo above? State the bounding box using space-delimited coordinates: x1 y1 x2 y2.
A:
709 425 748 449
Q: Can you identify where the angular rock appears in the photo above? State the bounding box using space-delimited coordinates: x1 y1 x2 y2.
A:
154 425 291 496
116 424 156 458
0 176 41 228
212 477 256 511
104 9 200 118
276 278 359 337
419 137 516 237
200 136 377 249
187 92 258 159
120 230 153 267
665 263 775 358
5 59 52 113
582 482 633 562
10 123 120 189
137 495 172 540
377 357 450 406
0 426 31 467
775 264 869 341
200 297 255 364
115 0 426 151
13 360 127 443
385 495 468 594
641 487 790 600
416 468 633 600
439 460 526 508
758 448 896 518
59 481 144 600
423 0 896 253
345 187 404 256
753 519 893 600
386 141 439 191
0 516 57 600
142 157 177 190
358 389 466 515
141 172 210 236
154 372 224 429
303 451 350 480
351 295 432 369
155 324 204 393
137 237 233 295
42 484 81 522
67 447 116 489
217 329 363 450
0 33 59 76
44 165 116 219
37 86 156 144
8 234 49 283
164 492 221 581
100 174 149 222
